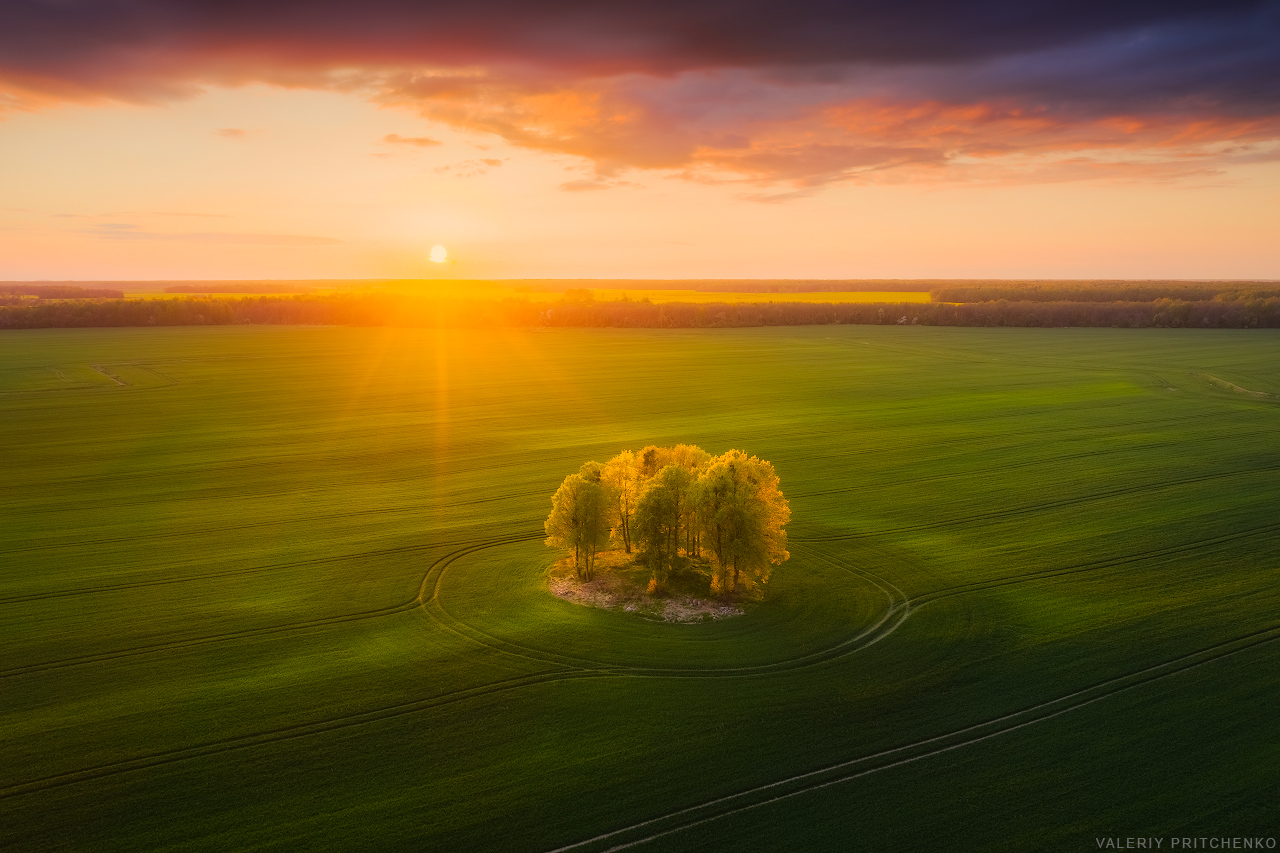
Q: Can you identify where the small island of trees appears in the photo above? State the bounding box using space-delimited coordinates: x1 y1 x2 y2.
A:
545 445 790 606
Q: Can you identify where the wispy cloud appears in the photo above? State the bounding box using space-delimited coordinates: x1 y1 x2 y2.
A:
142 211 230 218
383 132 441 147
5 208 229 219
560 177 639 192
434 158 503 177
82 224 341 245
560 180 611 192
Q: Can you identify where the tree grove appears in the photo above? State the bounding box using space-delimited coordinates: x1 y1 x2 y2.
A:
545 445 790 595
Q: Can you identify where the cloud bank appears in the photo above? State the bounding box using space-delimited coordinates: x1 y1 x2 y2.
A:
3 0 1278 187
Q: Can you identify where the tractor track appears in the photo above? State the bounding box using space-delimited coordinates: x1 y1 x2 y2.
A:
542 623 1280 853
0 533 540 679
0 528 540 607
411 510 1280 681
791 461 1280 543
8 526 1277 807
0 668 603 801
0 536 910 797
788 427 1276 501
420 539 911 678
908 519 1280 609
0 493 544 558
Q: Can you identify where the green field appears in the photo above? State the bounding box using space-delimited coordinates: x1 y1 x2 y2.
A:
2 325 1278 851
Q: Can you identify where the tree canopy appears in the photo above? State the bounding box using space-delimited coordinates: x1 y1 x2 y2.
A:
545 445 789 595
543 462 613 581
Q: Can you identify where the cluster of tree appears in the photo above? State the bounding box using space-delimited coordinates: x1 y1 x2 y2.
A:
0 284 123 299
931 281 1280 304
5 291 1280 330
544 445 790 596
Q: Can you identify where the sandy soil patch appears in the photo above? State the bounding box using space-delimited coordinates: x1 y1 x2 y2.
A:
548 566 744 623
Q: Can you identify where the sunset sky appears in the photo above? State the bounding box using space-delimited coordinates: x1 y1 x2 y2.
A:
3 1 1279 281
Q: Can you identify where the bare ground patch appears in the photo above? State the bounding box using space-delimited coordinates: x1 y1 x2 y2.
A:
548 552 745 623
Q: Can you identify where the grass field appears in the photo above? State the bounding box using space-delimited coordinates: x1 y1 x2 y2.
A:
1 325 1278 851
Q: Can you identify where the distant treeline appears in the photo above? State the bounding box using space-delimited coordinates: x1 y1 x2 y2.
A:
8 278 1276 299
515 279 938 293
164 284 314 294
0 295 523 329
540 298 1280 328
4 292 1280 329
0 284 124 300
518 279 1280 296
931 281 1280 303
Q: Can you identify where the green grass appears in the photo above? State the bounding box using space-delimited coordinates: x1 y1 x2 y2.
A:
1 325 1278 851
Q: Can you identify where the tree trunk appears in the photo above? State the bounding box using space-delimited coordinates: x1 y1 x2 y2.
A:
620 497 632 553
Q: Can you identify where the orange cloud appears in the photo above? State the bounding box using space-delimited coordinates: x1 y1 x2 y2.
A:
383 132 441 146
4 1 1279 194
371 71 1280 189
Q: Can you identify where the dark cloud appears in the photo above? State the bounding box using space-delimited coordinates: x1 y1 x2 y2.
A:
1 1 1275 99
2 0 1278 187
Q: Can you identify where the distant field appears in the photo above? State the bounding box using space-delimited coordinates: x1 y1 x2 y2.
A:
2 326 1278 851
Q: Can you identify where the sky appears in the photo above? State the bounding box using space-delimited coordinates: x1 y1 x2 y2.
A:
2 0 1279 281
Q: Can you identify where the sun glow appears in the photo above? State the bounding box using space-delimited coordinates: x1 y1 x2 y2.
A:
430 245 448 264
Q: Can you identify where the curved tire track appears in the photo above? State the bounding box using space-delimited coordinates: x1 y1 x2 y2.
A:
0 529 541 607
421 540 912 678
792 462 1280 543
907 518 1280 611
0 533 539 679
0 669 603 801
542 624 1280 853
10 527 1274 808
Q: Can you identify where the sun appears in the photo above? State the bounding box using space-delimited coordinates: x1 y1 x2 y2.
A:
429 245 448 263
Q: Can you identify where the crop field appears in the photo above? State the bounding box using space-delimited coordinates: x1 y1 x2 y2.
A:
1 325 1278 851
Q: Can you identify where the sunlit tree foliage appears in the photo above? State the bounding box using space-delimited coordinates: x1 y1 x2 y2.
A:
602 450 640 553
697 450 790 594
633 464 694 592
544 462 615 580
547 444 789 596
